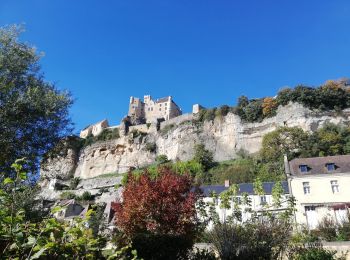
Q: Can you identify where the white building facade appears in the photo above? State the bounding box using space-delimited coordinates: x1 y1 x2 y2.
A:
200 181 290 228
286 155 350 229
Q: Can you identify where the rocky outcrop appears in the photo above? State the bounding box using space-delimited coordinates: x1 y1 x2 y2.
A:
41 103 350 180
40 140 80 180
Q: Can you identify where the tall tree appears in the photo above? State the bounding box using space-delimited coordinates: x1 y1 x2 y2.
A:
260 127 309 162
0 25 72 175
113 168 201 259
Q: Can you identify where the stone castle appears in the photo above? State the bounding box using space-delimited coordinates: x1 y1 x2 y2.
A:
80 95 188 138
128 95 182 124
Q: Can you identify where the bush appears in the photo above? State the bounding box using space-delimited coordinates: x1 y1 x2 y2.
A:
160 124 175 135
172 160 204 183
97 128 120 141
69 177 81 189
131 233 194 260
82 128 120 147
215 105 230 119
77 191 94 201
337 216 350 241
193 144 214 171
156 154 169 165
209 220 291 260
60 191 76 200
316 217 338 241
289 245 337 260
98 187 109 193
145 142 157 153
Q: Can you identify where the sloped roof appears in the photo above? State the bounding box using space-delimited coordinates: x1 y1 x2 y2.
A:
289 155 350 176
156 96 170 103
200 181 289 197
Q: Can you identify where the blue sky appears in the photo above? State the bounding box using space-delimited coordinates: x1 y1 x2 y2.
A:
1 1 350 133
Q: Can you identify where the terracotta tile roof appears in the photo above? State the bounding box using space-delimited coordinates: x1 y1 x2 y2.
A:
289 155 350 176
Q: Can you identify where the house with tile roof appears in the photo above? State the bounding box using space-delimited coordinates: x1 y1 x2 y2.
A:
286 155 350 229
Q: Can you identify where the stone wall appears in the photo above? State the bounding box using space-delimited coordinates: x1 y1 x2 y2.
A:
129 124 150 134
159 113 194 130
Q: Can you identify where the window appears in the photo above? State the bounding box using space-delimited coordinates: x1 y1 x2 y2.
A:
331 180 339 193
236 196 241 204
303 182 310 194
299 165 308 173
326 163 335 171
260 195 267 205
159 108 161 111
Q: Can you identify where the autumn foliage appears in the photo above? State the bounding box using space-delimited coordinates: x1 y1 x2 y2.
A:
262 97 278 117
112 168 201 259
113 168 199 237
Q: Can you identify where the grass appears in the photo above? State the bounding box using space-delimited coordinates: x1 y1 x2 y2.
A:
88 172 124 179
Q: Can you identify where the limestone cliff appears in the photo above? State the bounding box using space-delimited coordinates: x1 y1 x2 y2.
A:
41 102 350 180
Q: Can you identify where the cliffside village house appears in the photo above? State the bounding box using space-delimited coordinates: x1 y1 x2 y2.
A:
200 155 350 230
286 154 350 229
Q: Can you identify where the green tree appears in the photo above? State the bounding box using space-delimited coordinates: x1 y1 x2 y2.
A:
208 158 257 185
0 25 72 175
193 144 214 171
260 127 309 162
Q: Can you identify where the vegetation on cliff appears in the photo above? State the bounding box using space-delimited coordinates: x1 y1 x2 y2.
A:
126 123 350 186
196 79 350 123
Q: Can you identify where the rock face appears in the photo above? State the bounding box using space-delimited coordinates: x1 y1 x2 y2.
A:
41 145 79 180
41 103 350 180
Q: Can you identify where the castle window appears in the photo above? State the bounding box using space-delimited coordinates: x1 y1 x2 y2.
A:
299 165 308 173
326 163 335 171
159 108 161 111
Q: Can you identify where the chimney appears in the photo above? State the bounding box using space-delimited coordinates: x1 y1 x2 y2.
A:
284 154 291 175
224 180 230 188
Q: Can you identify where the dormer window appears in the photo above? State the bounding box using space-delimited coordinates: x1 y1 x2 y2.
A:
299 165 308 173
326 163 335 171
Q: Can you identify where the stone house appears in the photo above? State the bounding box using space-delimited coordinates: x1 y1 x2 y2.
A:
286 155 350 229
200 181 290 228
128 95 182 124
54 199 85 219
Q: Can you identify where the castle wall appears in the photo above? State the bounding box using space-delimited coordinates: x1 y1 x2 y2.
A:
160 113 194 130
129 124 150 133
